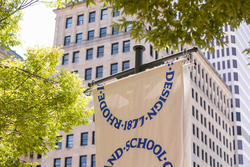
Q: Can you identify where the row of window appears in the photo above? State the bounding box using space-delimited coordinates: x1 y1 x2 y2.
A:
84 61 130 80
64 25 131 46
205 47 237 60
192 106 232 150
56 131 95 149
62 40 130 65
191 59 231 119
54 154 95 167
193 142 233 167
191 89 231 136
65 8 120 28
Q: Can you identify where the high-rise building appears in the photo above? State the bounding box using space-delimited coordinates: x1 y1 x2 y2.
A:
30 2 236 167
202 23 250 167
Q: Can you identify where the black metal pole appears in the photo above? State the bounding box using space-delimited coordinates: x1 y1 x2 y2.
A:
133 45 145 73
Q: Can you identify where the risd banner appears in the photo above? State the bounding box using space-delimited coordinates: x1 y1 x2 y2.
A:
93 60 191 167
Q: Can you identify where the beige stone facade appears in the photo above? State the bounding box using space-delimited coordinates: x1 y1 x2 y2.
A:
30 1 235 167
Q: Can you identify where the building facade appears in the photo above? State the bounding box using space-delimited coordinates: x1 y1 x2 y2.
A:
31 1 236 167
202 23 250 167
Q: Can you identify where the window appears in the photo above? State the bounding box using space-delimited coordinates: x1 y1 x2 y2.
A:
81 132 88 146
217 49 220 58
233 72 238 81
77 14 84 25
235 98 240 108
100 27 107 38
66 135 73 148
65 17 72 28
91 154 96 167
150 45 153 56
37 154 42 159
112 26 119 35
72 51 80 63
85 68 92 80
101 9 108 20
234 85 239 94
111 43 119 55
110 63 118 75
56 136 62 149
97 46 104 58
54 158 61 167
88 30 95 40
238 154 243 164
236 112 241 121
221 49 224 57
226 48 230 56
92 131 95 145
86 48 93 60
224 25 228 32
123 40 130 52
237 126 242 135
65 157 72 167
232 60 237 68
76 33 82 43
238 140 242 150
113 8 120 17
222 61 225 69
231 35 235 43
125 24 132 32
122 61 130 71
232 47 236 56
227 60 231 68
207 51 210 59
96 66 103 79
217 62 220 70
64 36 71 46
89 11 96 22
80 156 87 167
212 52 215 58
62 54 69 65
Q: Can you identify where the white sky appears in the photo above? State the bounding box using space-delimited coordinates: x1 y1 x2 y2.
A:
12 3 56 56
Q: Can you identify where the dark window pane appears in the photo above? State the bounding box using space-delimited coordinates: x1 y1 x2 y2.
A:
76 33 82 43
66 135 73 148
80 156 87 167
125 24 132 32
234 85 239 94
64 36 71 46
56 136 62 149
221 49 224 57
86 48 93 60
232 60 237 68
122 61 130 71
238 154 243 164
101 9 108 20
228 73 231 81
72 51 80 63
91 154 96 167
81 132 88 146
111 43 119 55
233 72 238 81
100 27 107 38
65 157 72 167
54 158 61 167
97 46 104 58
217 49 220 58
232 47 236 56
88 30 95 40
89 11 96 22
62 54 69 65
236 112 241 121
226 48 230 56
112 26 119 35
85 68 92 80
66 17 72 28
77 14 84 25
111 63 118 75
235 98 240 108
123 40 130 52
238 140 242 150
231 35 235 43
96 66 103 79
92 131 95 145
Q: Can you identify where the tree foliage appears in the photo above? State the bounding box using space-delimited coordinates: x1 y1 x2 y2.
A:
102 0 250 50
0 47 92 166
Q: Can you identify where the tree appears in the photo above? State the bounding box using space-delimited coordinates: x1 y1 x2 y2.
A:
0 47 93 166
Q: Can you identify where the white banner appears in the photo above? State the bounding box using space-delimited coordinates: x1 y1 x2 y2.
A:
93 60 191 167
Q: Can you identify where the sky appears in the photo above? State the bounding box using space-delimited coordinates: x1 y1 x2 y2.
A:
12 3 56 56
